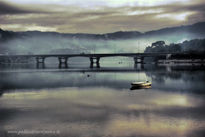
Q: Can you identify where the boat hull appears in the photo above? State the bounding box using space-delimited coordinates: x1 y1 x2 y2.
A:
130 82 152 90
131 83 151 87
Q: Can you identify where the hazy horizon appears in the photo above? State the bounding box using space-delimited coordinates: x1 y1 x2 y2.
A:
1 21 204 35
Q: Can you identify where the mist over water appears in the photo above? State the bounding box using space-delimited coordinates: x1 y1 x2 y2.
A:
1 36 150 54
0 31 201 54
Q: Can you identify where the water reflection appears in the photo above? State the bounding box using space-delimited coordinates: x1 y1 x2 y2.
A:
130 85 151 90
0 64 205 137
0 64 205 94
0 90 3 97
0 88 205 137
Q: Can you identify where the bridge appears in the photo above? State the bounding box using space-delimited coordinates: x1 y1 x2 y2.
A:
0 52 204 68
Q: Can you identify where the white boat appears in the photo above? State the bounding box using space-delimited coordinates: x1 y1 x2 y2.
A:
131 81 152 87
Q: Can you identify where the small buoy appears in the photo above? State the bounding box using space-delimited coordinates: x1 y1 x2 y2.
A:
87 74 90 77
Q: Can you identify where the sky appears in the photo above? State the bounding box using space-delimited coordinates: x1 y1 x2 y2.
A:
0 0 205 34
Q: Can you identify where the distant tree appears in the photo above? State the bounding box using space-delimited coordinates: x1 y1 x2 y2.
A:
151 41 165 48
169 44 181 52
144 41 166 53
144 46 152 53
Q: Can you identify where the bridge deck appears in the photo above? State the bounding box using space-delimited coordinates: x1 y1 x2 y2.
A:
0 53 177 58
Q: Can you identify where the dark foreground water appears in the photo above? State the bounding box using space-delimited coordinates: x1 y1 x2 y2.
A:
0 63 205 137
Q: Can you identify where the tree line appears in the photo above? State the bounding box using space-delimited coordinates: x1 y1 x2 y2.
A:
144 38 205 53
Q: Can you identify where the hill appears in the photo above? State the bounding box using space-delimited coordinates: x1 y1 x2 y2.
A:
1 22 205 41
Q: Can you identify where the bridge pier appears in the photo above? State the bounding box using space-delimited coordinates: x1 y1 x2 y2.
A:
90 57 100 68
58 57 68 68
36 57 45 69
133 57 144 69
134 63 144 70
36 63 45 69
133 57 144 64
36 57 45 64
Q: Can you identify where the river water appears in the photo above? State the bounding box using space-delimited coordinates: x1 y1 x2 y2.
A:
0 63 205 137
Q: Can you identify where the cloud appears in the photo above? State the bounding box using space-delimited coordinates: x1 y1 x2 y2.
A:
0 0 205 33
5 0 192 7
0 1 53 15
0 1 30 14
